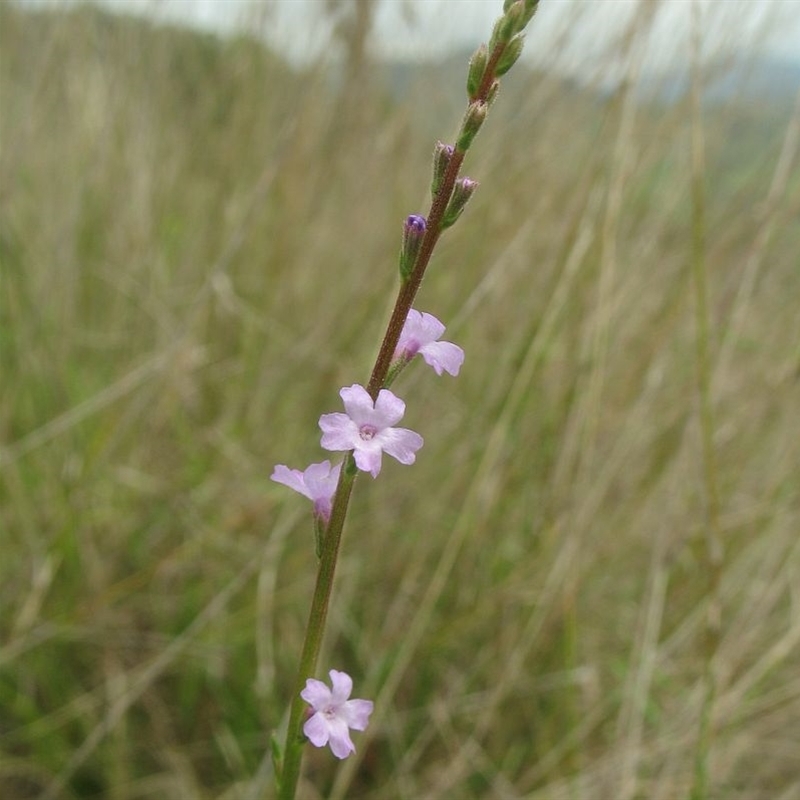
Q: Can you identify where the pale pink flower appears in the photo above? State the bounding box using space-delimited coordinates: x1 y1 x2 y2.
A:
270 461 341 523
301 669 374 759
319 384 423 478
395 310 464 376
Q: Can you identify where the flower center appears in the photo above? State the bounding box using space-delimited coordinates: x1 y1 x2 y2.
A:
359 424 377 441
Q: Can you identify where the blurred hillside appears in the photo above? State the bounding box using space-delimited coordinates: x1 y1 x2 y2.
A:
1 3 799 799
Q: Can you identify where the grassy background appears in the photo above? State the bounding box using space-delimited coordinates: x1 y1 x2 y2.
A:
1 2 799 798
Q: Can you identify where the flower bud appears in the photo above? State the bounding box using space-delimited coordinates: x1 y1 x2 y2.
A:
504 1 526 35
431 141 454 198
490 2 523 49
521 0 540 29
399 214 426 280
467 44 488 101
442 178 478 229
496 33 525 77
456 101 488 153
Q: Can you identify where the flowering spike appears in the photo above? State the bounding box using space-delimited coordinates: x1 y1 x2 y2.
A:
319 384 423 478
442 177 478 229
431 141 454 198
394 310 465 377
399 214 427 281
301 670 373 760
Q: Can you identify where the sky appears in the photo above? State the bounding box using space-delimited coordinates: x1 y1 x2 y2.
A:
15 0 800 80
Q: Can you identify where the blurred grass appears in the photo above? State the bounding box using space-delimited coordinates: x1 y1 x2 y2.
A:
1 2 799 799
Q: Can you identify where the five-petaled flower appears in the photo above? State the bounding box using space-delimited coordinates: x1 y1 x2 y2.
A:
270 461 341 524
319 384 423 478
301 669 374 760
395 309 465 376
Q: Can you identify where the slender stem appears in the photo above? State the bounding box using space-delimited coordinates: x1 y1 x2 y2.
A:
277 36 510 800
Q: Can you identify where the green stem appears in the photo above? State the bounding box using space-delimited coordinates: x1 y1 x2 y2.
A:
277 455 357 800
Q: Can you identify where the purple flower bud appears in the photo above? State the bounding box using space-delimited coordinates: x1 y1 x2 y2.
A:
399 214 427 280
405 214 426 237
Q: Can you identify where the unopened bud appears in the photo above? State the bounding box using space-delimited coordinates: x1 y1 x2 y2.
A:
490 2 523 49
431 141 454 198
504 1 526 35
521 0 540 29
442 178 478 229
467 44 488 101
456 101 488 153
399 214 427 280
496 33 525 77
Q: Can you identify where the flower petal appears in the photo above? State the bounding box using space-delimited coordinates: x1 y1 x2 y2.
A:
396 310 447 358
353 445 384 478
303 712 331 748
303 461 341 500
341 698 374 731
319 413 359 452
419 341 465 376
270 465 312 499
300 678 332 710
328 669 354 703
378 427 424 465
372 388 406 427
325 717 357 759
414 310 447 342
339 384 376 425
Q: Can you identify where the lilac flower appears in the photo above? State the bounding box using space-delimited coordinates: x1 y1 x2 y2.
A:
319 384 423 478
301 669 374 760
395 310 465 376
270 461 341 524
